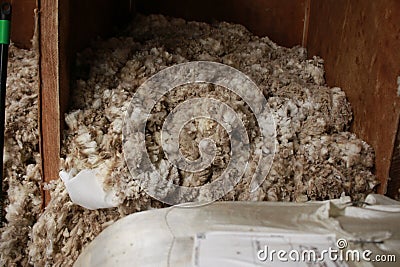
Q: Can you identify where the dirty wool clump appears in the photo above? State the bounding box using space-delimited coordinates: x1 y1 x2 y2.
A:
0 45 42 266
29 15 378 265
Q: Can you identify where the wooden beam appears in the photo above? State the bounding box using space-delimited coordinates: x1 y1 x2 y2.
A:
307 0 400 194
39 0 60 206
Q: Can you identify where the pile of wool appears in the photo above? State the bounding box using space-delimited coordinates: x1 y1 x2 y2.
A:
0 45 42 266
28 14 378 265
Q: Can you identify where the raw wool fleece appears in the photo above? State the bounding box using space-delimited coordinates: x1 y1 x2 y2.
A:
28 14 377 265
0 46 42 266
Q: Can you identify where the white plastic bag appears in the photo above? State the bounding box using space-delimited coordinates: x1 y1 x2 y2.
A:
60 169 118 210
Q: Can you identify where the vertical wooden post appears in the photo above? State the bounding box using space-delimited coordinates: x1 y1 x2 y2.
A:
39 0 61 207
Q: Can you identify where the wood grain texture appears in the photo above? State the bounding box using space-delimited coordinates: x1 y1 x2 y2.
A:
9 0 36 48
307 0 400 194
388 122 400 198
302 0 311 47
39 0 60 206
136 0 307 47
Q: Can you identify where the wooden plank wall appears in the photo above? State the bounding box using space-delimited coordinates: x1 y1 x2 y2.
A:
9 0 36 48
136 0 309 47
307 0 400 194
